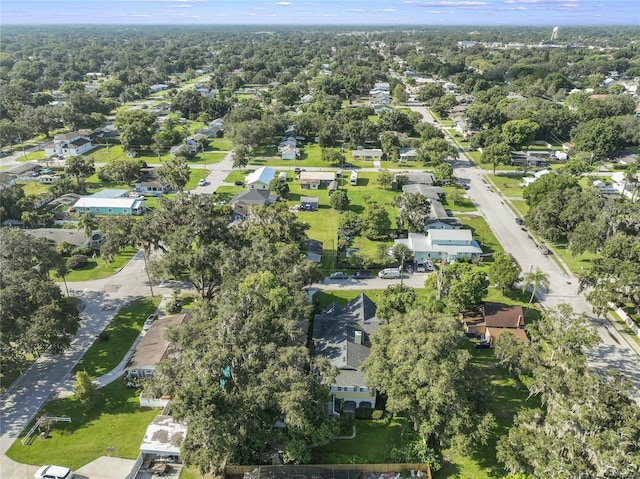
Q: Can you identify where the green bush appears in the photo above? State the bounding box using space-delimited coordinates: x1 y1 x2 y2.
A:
57 241 74 257
97 332 109 341
371 409 385 420
72 245 94 256
67 254 89 269
355 407 373 419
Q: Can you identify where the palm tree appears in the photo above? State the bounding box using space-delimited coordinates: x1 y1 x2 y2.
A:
77 213 98 241
391 243 413 287
522 267 550 317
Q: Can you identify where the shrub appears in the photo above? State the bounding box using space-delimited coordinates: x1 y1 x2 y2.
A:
371 409 385 420
56 241 74 257
67 254 89 269
97 332 109 341
355 406 373 419
72 245 93 256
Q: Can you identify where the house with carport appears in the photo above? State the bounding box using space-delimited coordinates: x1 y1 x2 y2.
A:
313 293 380 414
44 131 96 157
351 149 383 161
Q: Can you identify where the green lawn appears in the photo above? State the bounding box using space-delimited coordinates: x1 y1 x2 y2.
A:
312 416 413 464
460 214 504 258
209 138 234 151
441 187 478 213
548 242 597 275
189 151 227 165
55 247 137 282
184 168 209 190
509 200 529 217
74 297 161 378
15 149 46 162
17 181 51 197
6 381 158 470
89 144 127 163
224 170 252 183
486 174 525 198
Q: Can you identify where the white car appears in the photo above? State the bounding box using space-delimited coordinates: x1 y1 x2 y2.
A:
34 465 74 479
198 179 207 186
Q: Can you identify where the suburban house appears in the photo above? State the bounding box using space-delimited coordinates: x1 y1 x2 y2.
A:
300 94 314 104
298 171 335 190
184 133 208 153
425 199 462 230
313 293 380 414
149 83 170 93
44 131 96 157
148 102 171 116
392 172 435 190
402 184 444 201
230 189 278 221
24 228 104 249
305 239 323 263
280 145 300 160
399 148 418 162
300 196 319 211
73 190 145 216
125 313 191 380
462 303 528 346
394 229 483 262
135 168 172 194
351 149 383 161
245 166 276 190
373 105 393 115
278 138 297 151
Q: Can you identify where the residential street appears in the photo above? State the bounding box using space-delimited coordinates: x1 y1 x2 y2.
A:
0 251 188 477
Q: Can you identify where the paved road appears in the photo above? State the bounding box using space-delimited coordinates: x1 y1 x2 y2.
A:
0 251 187 477
453 149 640 402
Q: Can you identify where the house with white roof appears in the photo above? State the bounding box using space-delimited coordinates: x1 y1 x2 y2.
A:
245 166 276 190
394 230 482 262
522 169 551 186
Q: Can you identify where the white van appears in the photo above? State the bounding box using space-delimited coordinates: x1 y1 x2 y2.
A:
278 172 288 181
378 268 401 279
350 170 358 186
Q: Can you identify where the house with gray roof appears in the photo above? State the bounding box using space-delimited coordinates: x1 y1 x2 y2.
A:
230 189 278 221
313 293 379 414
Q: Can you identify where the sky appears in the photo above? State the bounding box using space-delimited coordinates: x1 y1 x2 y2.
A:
1 0 639 26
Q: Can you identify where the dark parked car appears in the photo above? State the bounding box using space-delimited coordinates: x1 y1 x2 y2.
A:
352 271 371 279
294 167 301 174
329 272 348 280
515 217 524 225
475 342 490 349
234 181 244 186
462 184 471 190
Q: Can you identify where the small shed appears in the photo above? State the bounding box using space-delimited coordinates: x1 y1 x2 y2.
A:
300 196 319 211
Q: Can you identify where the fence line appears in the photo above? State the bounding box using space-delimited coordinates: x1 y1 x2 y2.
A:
224 463 432 479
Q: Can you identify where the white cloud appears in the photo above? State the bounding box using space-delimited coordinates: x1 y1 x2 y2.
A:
276 1 293 5
403 1 489 6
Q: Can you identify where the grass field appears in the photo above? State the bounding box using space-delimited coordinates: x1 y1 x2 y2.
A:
15 149 46 162
73 297 161 378
548 242 597 275
6 381 158 470
487 173 525 198
460 214 504 258
509 200 529 217
16 181 51 197
55 247 137 282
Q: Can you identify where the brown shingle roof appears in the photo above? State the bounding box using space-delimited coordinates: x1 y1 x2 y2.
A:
125 313 190 371
483 303 525 329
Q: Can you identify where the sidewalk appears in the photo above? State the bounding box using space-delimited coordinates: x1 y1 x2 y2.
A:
55 294 172 398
